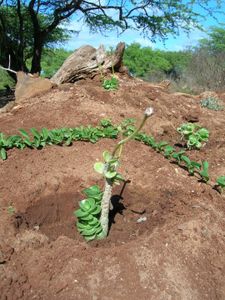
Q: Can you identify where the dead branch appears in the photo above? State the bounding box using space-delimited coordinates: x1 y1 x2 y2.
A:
0 55 17 74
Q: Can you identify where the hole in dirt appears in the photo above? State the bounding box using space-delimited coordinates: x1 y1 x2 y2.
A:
14 193 79 241
14 183 172 246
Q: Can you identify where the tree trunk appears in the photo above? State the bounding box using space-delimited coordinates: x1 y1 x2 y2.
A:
30 36 43 74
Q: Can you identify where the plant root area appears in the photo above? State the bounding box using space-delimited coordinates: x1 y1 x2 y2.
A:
1 75 225 299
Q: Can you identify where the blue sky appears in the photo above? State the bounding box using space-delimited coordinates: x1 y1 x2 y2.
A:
65 1 225 52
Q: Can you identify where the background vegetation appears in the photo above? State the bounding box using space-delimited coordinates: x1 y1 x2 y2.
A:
0 26 224 94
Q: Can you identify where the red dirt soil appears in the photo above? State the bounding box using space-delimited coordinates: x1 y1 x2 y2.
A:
1 74 225 299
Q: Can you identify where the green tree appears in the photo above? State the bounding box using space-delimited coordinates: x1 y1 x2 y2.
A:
0 4 70 75
41 49 72 78
199 27 225 52
124 43 192 80
0 0 223 75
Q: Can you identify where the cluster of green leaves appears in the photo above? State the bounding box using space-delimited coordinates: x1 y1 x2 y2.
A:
102 76 119 91
94 151 123 183
0 122 119 160
200 97 224 111
177 123 209 149
74 185 104 241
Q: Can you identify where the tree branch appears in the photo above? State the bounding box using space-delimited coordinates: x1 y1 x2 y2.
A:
0 55 17 74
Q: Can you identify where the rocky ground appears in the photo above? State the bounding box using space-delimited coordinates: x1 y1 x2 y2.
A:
0 73 225 299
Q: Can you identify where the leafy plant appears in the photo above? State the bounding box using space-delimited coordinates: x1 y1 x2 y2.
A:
216 176 225 193
163 145 175 159
100 63 119 91
180 155 201 175
199 161 210 182
7 205 15 215
75 107 154 241
200 97 224 111
172 150 186 164
155 141 168 153
102 76 119 91
0 124 121 160
177 123 209 149
74 185 103 241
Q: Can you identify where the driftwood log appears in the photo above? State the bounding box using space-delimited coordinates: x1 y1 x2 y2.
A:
51 42 125 85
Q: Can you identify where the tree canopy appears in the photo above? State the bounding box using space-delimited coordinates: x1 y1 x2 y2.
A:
0 0 224 74
199 27 225 53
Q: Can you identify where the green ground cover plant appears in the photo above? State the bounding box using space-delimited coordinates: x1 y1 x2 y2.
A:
102 76 119 91
177 123 209 149
99 64 119 91
0 123 119 160
200 97 224 111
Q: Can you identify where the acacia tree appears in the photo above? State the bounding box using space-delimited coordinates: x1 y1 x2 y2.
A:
0 0 224 75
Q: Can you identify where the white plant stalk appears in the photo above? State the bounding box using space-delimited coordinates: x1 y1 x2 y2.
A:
99 178 113 238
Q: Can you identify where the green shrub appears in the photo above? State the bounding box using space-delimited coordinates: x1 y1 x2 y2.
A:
200 97 224 111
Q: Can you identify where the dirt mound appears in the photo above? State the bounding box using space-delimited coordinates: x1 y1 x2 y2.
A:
1 74 225 299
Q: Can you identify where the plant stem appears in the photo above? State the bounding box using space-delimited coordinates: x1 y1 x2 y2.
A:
99 178 113 238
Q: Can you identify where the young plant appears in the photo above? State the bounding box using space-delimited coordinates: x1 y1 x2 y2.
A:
172 150 186 164
100 63 119 91
163 145 175 159
180 155 201 176
200 97 224 111
215 176 225 193
155 141 168 153
177 123 209 150
102 76 119 91
199 161 210 183
75 107 154 241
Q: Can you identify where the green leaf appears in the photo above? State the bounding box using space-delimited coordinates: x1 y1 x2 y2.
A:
23 138 32 147
197 128 209 141
216 176 225 188
181 155 191 166
84 234 97 241
19 129 30 139
83 185 102 197
114 173 124 181
94 162 105 174
89 217 100 226
30 128 40 139
200 161 209 182
82 227 99 236
105 171 117 179
90 205 101 215
41 128 49 140
0 148 7 160
76 221 90 230
74 209 89 218
103 151 111 163
79 198 95 211
100 119 112 128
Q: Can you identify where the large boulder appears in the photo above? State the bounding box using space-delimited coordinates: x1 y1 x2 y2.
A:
51 42 125 85
15 72 53 102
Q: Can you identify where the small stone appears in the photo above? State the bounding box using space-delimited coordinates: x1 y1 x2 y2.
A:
137 216 147 223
